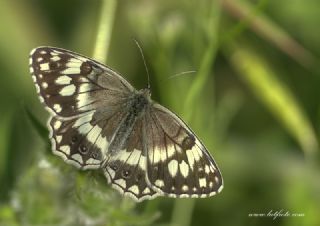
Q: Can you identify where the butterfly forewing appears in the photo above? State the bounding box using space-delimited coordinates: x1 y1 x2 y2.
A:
29 46 223 202
145 104 223 197
29 47 133 117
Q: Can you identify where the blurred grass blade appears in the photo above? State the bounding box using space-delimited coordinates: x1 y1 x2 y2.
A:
183 40 218 121
228 46 318 156
110 209 161 226
0 108 36 201
92 0 117 62
0 111 12 201
25 107 48 141
220 0 315 68
183 0 221 122
0 1 55 96
214 90 244 143
172 2 221 226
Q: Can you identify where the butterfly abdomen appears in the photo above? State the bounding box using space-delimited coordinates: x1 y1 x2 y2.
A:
108 92 149 154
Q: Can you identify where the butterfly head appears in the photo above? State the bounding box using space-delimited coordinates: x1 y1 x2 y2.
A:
139 88 151 99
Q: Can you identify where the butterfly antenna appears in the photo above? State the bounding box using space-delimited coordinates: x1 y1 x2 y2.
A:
167 70 196 80
133 39 151 90
158 70 196 85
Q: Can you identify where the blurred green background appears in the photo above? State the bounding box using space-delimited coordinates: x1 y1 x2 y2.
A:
0 0 320 225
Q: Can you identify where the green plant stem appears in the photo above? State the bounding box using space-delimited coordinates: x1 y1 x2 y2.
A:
171 199 196 226
171 45 217 226
93 0 117 62
183 39 218 121
171 2 221 226
183 3 221 121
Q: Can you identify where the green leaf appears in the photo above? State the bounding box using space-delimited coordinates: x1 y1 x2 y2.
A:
228 46 318 156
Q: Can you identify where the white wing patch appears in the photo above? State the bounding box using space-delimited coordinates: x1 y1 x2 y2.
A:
56 75 72 85
168 160 178 177
59 84 76 96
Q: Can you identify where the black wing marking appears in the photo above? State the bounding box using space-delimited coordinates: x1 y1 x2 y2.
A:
29 46 134 117
145 104 223 198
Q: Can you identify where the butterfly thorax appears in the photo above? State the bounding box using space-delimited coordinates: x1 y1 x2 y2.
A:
107 89 151 155
130 89 151 115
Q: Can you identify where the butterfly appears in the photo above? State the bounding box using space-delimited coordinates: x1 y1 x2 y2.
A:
29 46 223 201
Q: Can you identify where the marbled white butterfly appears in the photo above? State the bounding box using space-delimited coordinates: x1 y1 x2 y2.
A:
29 47 223 201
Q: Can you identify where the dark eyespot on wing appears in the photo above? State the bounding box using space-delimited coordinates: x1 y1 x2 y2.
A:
102 118 158 201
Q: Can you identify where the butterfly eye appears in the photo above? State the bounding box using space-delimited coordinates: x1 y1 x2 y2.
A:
122 170 131 178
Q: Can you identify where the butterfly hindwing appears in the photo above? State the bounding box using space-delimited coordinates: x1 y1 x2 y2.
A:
48 97 133 169
145 104 223 197
29 47 133 117
49 114 106 169
102 119 158 201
